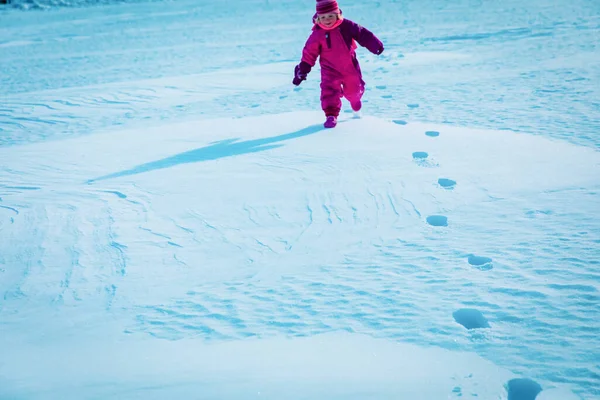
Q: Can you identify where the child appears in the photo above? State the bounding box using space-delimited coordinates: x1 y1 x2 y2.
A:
293 0 384 128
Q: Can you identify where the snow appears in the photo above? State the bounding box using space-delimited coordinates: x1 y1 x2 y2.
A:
1 333 515 399
1 111 597 398
1 0 599 398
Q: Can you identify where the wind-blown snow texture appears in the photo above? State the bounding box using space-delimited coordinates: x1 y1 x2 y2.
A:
1 0 599 399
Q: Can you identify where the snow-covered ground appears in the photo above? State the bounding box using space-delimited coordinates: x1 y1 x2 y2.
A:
1 0 599 399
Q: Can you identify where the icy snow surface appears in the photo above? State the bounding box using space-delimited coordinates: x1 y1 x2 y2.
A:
1 0 599 399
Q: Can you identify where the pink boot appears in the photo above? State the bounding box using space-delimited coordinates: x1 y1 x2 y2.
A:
324 115 337 128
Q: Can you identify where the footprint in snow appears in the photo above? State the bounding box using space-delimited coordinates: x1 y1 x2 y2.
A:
392 119 407 125
438 178 456 189
468 255 493 271
413 151 438 167
425 130 440 137
505 378 542 400
452 308 490 330
426 215 448 227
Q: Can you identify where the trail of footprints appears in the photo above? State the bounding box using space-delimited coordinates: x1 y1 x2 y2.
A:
409 125 493 285
408 124 544 398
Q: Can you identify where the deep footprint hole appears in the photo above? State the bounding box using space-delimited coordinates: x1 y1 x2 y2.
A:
506 378 542 400
438 178 456 189
452 308 490 330
393 119 407 125
413 151 428 159
425 130 440 137
426 215 447 227
468 255 493 270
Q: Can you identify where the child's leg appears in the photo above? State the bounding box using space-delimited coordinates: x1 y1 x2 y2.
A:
320 76 343 117
342 74 365 108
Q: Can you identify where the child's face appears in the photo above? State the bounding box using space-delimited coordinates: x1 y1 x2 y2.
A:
317 12 339 28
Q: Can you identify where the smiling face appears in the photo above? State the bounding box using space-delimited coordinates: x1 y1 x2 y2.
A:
317 12 339 28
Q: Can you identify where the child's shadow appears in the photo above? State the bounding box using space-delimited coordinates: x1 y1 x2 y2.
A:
87 124 324 183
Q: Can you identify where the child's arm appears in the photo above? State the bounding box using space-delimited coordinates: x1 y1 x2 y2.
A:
349 21 384 55
301 31 321 67
293 32 321 86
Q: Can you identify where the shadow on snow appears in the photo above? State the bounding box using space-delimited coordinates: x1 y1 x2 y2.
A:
87 124 324 183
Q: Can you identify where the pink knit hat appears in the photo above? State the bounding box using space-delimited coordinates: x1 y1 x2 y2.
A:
316 0 340 14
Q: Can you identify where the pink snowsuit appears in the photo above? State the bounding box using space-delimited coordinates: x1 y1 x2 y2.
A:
299 18 384 117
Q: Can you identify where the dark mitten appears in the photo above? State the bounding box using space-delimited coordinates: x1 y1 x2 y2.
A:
293 65 306 86
375 44 384 55
292 61 312 86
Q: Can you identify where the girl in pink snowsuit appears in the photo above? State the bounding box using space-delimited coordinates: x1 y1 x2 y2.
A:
293 0 384 128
